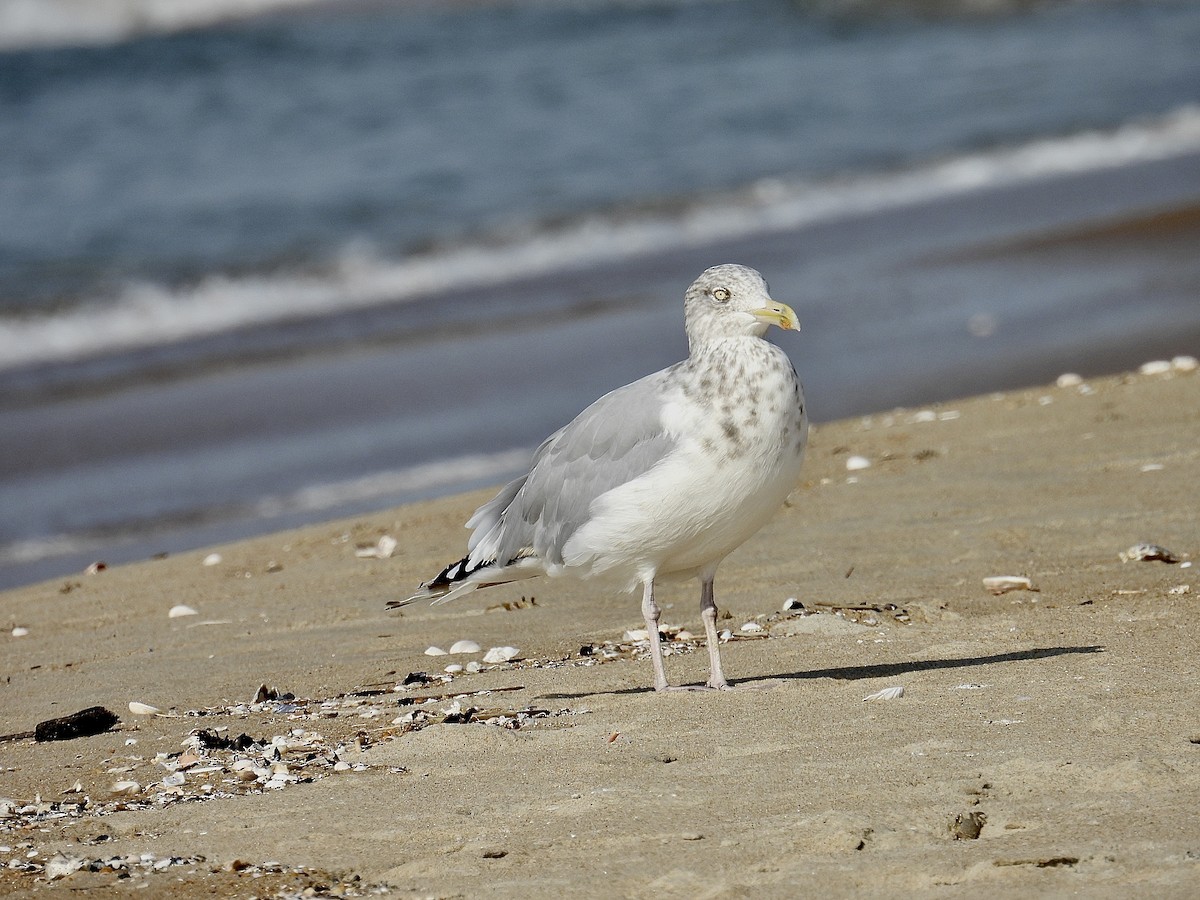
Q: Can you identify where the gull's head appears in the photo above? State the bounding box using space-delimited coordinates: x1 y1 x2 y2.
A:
684 264 799 347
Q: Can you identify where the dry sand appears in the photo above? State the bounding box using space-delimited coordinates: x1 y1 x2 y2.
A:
2 364 1199 898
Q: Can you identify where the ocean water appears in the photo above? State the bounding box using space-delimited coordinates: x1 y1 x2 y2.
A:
2 0 1199 588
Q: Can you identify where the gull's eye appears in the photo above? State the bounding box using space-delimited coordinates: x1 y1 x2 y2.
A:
712 287 731 302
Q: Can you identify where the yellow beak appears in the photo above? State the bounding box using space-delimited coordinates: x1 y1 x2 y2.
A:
752 301 800 332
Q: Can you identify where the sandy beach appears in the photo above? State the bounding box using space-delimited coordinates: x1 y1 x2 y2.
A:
2 361 1198 897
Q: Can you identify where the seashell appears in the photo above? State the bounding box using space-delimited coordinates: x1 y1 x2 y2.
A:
449 640 481 654
718 628 733 642
333 760 352 772
1139 359 1172 376
782 597 804 611
1119 542 1180 564
1168 584 1191 595
1172 355 1198 373
10 626 29 637
1055 372 1083 387
982 575 1037 595
740 622 764 634
675 630 694 641
44 854 86 880
168 604 198 618
482 646 520 664
444 664 464 674
110 780 140 796
845 455 871 471
85 561 107 575
128 701 161 716
162 772 186 787
355 535 398 559
424 646 448 656
623 629 649 642
863 686 905 702
465 661 483 674
202 553 222 566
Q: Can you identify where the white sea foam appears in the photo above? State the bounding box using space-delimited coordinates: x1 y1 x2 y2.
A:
0 0 332 49
2 104 1199 372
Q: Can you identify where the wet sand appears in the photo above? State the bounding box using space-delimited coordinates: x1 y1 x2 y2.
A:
2 362 1198 897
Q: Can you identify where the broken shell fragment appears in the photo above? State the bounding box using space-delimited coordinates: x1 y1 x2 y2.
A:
449 640 481 654
168 604 198 618
355 535 398 559
128 701 162 716
982 575 1038 595
1120 543 1181 564
110 780 140 796
482 646 520 664
863 686 905 702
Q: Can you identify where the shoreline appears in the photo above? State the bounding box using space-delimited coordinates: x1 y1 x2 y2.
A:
3 150 1200 592
2 364 1198 896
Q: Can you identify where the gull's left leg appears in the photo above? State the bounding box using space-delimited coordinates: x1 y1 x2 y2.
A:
699 576 732 690
641 579 672 692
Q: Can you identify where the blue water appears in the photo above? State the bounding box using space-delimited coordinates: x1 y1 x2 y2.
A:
2 0 1198 323
1 0 1200 589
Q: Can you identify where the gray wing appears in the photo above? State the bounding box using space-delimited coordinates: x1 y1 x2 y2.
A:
465 364 683 570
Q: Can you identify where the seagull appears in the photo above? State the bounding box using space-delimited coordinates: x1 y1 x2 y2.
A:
392 264 807 691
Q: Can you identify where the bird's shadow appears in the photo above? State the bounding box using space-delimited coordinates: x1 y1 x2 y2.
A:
537 644 1105 699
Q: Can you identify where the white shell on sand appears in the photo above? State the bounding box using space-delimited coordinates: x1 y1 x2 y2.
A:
482 646 520 664
424 646 448 656
444 664 464 674
202 553 222 566
1172 355 1198 372
1056 372 1083 387
11 626 29 637
110 780 140 796
863 686 905 702
623 629 649 641
845 455 871 471
449 640 481 654
168 604 198 618
355 535 398 559
128 701 161 715
740 622 764 634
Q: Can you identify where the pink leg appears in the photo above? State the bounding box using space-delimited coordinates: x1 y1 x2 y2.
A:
700 577 732 690
641 580 671 691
